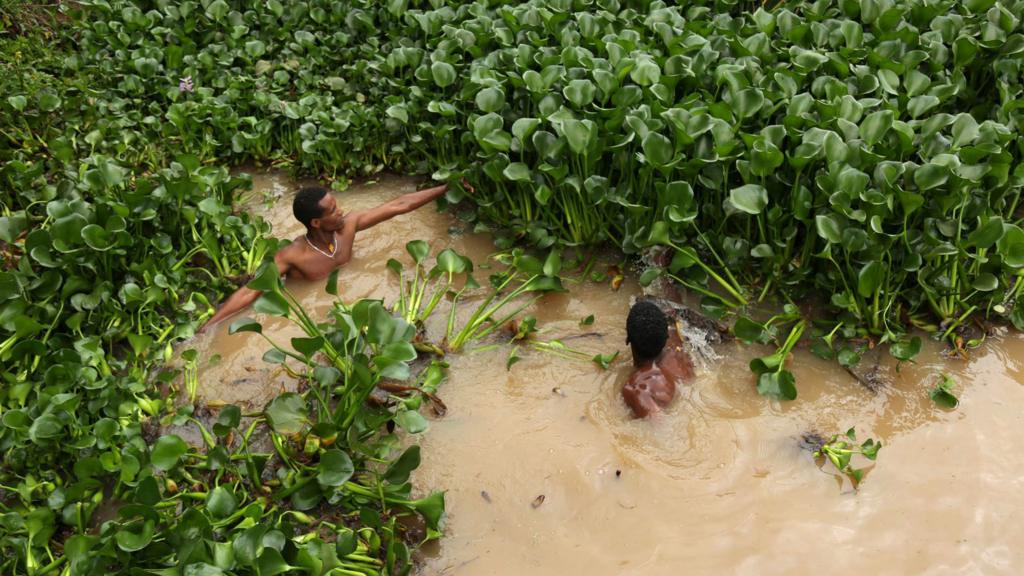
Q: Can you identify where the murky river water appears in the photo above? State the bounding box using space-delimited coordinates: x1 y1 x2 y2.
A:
193 173 1024 575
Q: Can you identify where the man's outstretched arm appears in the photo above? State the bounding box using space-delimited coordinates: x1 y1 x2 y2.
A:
198 252 291 333
353 180 471 231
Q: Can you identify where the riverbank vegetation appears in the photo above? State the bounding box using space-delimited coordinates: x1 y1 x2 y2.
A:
2 0 1022 573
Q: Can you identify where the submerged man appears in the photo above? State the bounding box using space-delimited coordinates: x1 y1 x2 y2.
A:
622 300 695 418
199 180 468 332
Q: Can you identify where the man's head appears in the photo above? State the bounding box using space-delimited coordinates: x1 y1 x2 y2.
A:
293 186 344 232
626 301 668 363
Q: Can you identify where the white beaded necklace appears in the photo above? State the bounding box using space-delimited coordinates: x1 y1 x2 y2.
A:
304 232 337 258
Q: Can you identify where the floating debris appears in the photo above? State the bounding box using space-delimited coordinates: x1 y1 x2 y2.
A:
480 491 491 503
531 495 545 509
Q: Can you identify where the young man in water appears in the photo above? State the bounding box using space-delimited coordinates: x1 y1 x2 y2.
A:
622 300 695 418
199 180 470 332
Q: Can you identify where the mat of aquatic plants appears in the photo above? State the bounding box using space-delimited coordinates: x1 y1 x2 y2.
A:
2 0 1023 574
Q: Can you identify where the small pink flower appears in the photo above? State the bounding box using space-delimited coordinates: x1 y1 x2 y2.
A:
179 76 194 93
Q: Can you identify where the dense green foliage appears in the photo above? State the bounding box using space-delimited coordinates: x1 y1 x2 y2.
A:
33 0 1021 344
2 0 1024 572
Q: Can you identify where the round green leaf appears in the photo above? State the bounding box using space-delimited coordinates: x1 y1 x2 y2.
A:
430 61 456 88
28 414 63 442
247 262 282 292
563 79 596 108
475 87 505 113
253 292 290 317
728 184 768 215
206 486 238 518
757 370 798 400
115 520 155 552
264 393 308 435
630 56 661 86
151 435 188 471
228 317 263 335
641 132 674 168
815 214 843 244
406 239 429 263
860 110 893 146
971 273 998 292
317 450 355 487
502 162 531 182
733 88 764 120
561 119 595 155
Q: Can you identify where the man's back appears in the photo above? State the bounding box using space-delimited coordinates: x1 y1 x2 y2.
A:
622 311 695 418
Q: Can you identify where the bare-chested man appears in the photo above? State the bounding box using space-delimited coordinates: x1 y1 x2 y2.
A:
199 179 470 332
622 300 695 418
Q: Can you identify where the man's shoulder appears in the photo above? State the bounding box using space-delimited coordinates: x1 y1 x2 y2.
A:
274 238 303 261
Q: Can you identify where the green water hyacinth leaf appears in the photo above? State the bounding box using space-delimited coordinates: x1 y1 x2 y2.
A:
757 370 798 400
317 450 355 487
291 336 324 356
431 61 456 88
857 261 883 298
630 56 660 86
37 90 61 112
972 273 999 292
115 520 155 553
406 240 429 264
435 248 468 275
930 374 959 409
206 486 238 519
264 393 307 435
914 163 948 190
395 409 429 433
890 336 922 361
254 292 290 317
503 162 531 182
475 87 505 113
728 184 768 215
245 40 266 58
28 414 63 442
908 95 940 119
733 88 764 120
385 445 421 485
385 104 408 123
151 435 188 470
81 224 113 251
967 217 1004 248
563 79 596 108
561 119 596 155
7 95 27 111
229 317 262 334
641 132 674 168
816 214 843 244
213 405 241 437
951 114 980 147
409 492 446 531
248 262 282 292
512 117 541 143
997 225 1024 268
733 316 771 344
860 110 893 146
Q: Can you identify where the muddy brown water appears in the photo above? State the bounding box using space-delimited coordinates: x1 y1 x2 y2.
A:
190 173 1024 575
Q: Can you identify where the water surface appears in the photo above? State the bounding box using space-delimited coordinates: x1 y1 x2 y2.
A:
194 173 1024 575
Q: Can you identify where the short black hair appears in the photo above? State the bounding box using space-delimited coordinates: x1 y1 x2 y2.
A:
293 186 329 228
626 301 668 361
